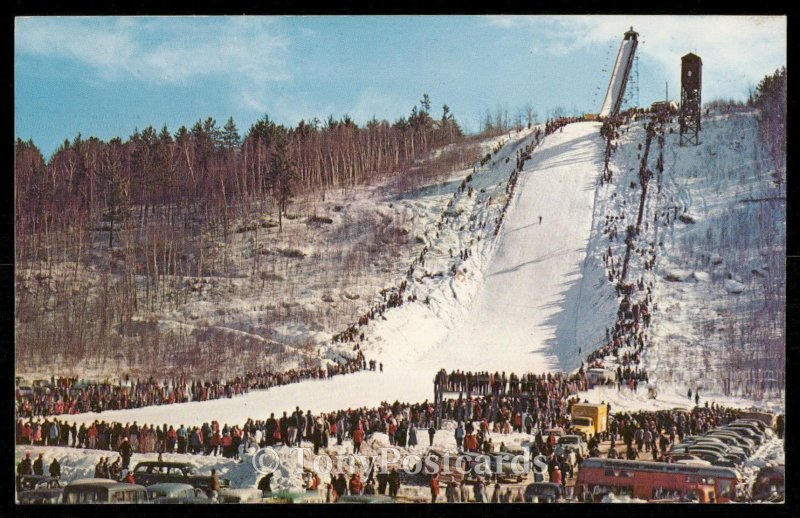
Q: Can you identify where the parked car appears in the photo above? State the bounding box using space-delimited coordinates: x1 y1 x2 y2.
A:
217 487 263 503
734 418 769 434
146 482 211 503
706 430 755 451
524 482 563 503
721 425 763 446
703 432 753 455
262 490 327 503
130 461 230 494
16 385 34 398
557 435 589 457
17 476 63 504
751 466 784 502
586 368 616 386
690 439 747 458
728 421 769 440
63 479 148 503
32 379 54 395
683 449 738 467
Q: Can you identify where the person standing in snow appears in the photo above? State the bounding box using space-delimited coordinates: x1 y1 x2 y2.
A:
352 426 365 454
408 424 418 448
455 423 465 450
312 421 323 455
109 458 121 480
33 453 45 475
332 473 348 500
349 472 364 495
377 468 388 495
18 452 33 476
474 477 487 502
695 391 700 406
428 424 436 446
296 410 307 447
388 468 400 497
49 457 61 479
429 472 440 503
491 482 502 503
258 472 273 496
445 481 460 502
119 437 133 470
93 457 104 478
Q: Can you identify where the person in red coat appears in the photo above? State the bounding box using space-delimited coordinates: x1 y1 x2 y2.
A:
551 465 562 485
430 473 440 503
349 472 364 495
352 428 365 454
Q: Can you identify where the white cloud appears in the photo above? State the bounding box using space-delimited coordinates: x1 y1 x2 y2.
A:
537 16 785 98
15 16 291 86
484 15 785 102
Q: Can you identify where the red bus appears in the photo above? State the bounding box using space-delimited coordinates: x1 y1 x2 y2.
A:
576 458 743 503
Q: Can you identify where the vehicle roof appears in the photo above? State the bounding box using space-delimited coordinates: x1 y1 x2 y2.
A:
20 487 64 499
145 482 196 491
134 461 195 467
708 430 752 439
338 494 396 502
722 426 759 435
579 458 740 478
153 496 212 504
65 480 147 491
676 460 712 466
67 478 121 486
559 434 583 440
526 482 561 490
19 474 57 481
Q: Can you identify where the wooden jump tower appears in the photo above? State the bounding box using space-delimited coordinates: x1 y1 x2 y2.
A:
679 53 702 146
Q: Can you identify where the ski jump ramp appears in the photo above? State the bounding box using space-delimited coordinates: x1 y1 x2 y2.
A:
599 27 639 118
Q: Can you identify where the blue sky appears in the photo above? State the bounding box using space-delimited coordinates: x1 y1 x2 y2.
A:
15 15 786 158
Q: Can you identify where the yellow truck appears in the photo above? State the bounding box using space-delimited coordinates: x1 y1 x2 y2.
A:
569 403 608 440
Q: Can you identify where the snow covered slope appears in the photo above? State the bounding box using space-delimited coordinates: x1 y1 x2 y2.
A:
53 122 606 427
425 122 604 372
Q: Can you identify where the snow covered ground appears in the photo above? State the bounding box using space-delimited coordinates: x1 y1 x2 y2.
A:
18 114 785 501
585 110 785 412
16 424 537 500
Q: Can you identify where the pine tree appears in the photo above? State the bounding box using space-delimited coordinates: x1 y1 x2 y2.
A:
269 132 296 233
222 117 241 150
421 93 432 113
